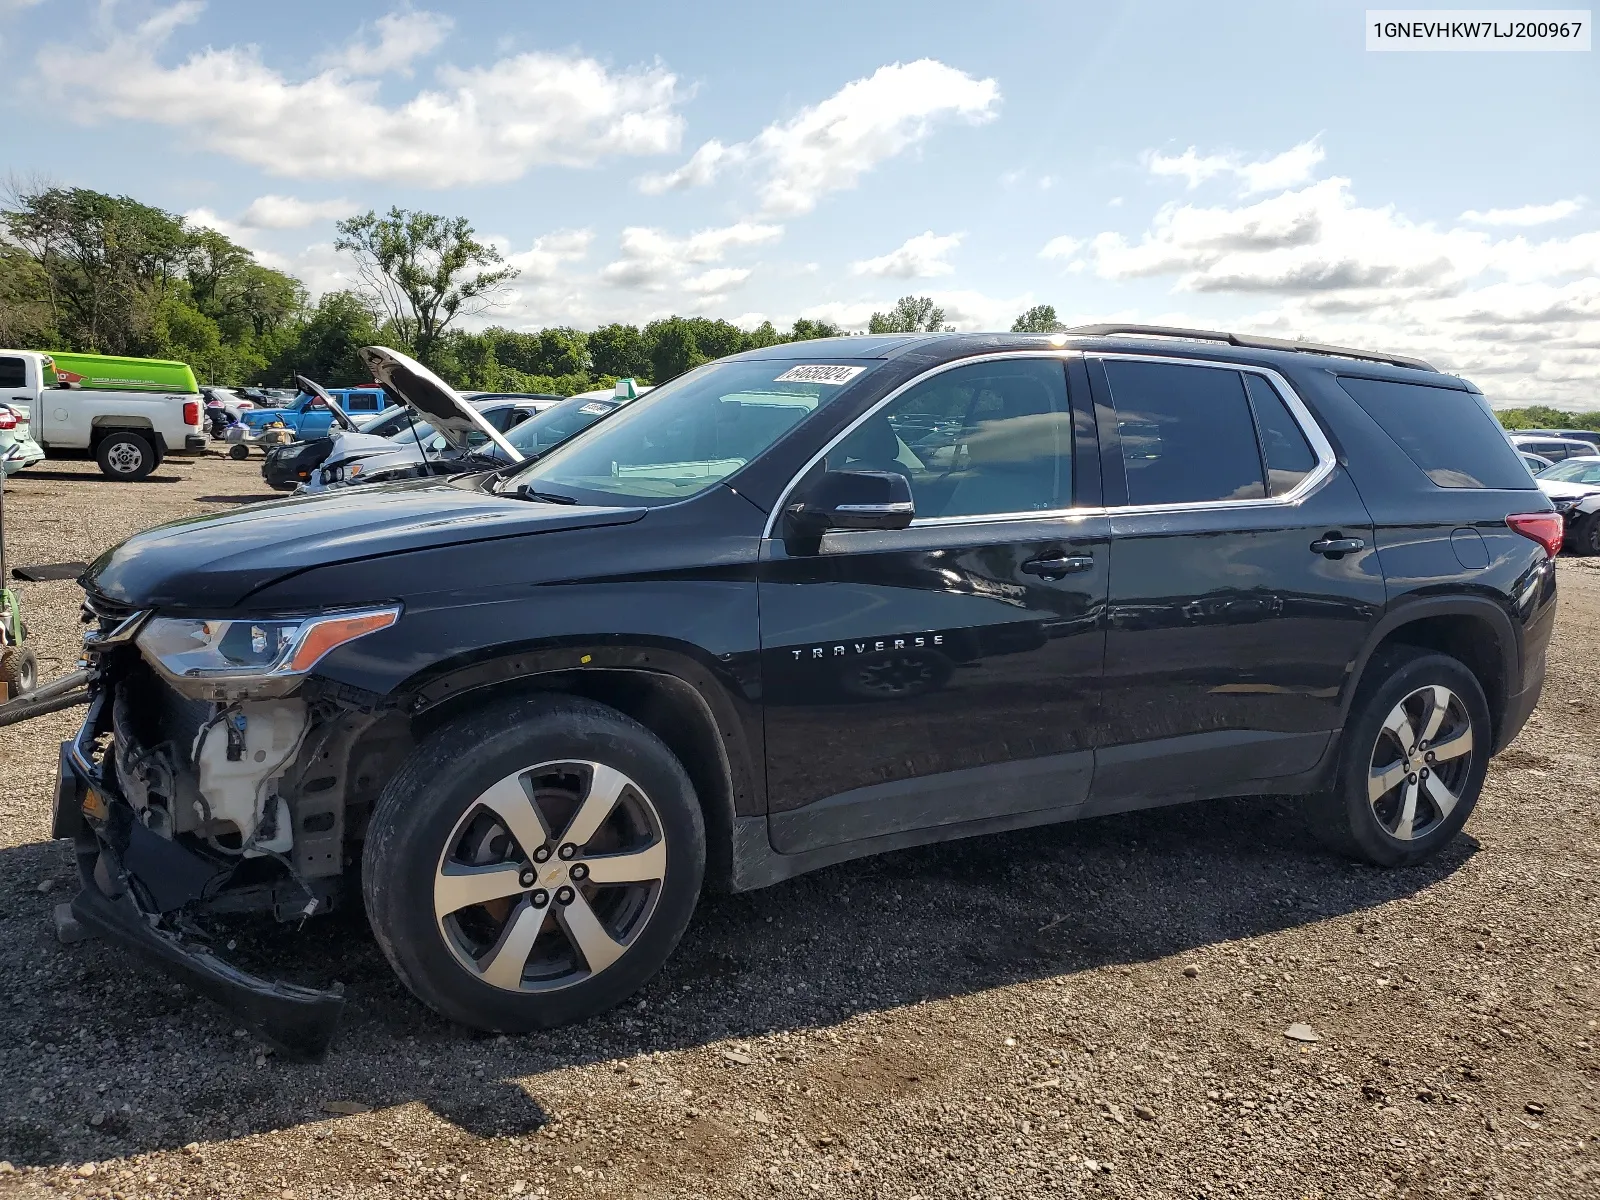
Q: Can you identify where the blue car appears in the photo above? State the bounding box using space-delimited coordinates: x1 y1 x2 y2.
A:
238 387 393 441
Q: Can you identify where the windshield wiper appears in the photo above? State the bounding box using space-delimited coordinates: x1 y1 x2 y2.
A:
517 485 578 505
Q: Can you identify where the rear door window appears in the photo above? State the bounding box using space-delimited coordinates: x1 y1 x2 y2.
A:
1339 377 1533 489
0 357 26 389
1100 359 1266 505
1243 373 1317 497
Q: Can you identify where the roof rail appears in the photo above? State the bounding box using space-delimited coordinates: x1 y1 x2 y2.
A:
1061 323 1436 373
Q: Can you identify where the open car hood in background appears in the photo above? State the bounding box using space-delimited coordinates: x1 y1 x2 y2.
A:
357 346 523 462
295 375 357 432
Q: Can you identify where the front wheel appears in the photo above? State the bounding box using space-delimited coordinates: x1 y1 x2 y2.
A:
95 432 157 481
1568 511 1600 557
228 443 250 461
363 694 705 1031
1310 647 1489 866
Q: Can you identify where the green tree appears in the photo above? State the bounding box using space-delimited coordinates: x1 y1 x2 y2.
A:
644 317 706 382
1011 304 1064 333
785 318 843 341
588 323 650 380
868 295 951 334
1496 405 1600 432
266 290 382 386
334 207 517 367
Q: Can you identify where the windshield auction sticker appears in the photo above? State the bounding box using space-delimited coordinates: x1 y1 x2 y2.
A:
773 365 867 385
1367 10 1590 50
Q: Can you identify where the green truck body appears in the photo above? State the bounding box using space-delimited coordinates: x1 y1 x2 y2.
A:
45 352 198 394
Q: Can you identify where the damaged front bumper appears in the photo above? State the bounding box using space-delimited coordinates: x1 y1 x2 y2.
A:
54 696 345 1060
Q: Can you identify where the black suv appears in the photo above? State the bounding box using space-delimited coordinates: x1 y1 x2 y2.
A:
55 330 1558 1056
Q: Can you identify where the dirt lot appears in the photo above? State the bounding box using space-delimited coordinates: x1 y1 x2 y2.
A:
0 453 1596 1200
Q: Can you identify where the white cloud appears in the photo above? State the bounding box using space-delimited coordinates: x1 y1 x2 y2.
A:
1460 198 1585 226
1075 161 1600 406
239 195 358 229
324 10 452 76
799 288 1035 334
637 139 736 194
682 267 751 295
599 222 781 291
502 229 593 280
1040 235 1083 262
1145 138 1325 194
46 3 685 185
641 59 1000 216
850 231 962 279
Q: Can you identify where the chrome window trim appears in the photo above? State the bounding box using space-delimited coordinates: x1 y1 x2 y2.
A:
761 349 1338 539
1088 352 1337 515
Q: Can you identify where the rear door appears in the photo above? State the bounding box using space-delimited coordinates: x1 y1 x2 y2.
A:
759 355 1110 855
1088 354 1386 810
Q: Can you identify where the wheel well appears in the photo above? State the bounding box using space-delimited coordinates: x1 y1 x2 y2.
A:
413 670 738 891
1366 614 1508 741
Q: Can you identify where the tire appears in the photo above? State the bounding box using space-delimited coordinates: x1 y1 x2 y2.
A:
0 646 37 698
1309 647 1490 867
228 444 250 461
1568 512 1600 557
95 432 157 481
363 694 706 1031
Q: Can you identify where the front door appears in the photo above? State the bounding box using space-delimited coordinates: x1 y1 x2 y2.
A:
1087 354 1386 809
758 356 1109 856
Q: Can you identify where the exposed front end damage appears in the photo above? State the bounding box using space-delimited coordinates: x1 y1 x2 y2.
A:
60 598 413 1058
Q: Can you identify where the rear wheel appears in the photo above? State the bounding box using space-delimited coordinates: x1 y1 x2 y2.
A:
363 694 705 1031
95 432 157 481
229 444 250 461
1310 647 1489 866
1569 511 1600 556
0 646 36 697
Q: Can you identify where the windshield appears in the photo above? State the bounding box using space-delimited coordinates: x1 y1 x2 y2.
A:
503 395 622 457
1539 458 1600 483
503 359 878 504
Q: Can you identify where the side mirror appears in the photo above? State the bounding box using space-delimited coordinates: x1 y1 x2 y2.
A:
786 470 915 537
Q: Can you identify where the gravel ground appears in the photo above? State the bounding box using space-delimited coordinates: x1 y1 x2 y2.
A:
0 453 1596 1200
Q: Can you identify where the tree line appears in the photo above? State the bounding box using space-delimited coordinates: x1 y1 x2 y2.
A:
1 185 1071 395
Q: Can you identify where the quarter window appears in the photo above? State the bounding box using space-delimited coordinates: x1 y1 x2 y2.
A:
1101 360 1267 506
827 359 1073 519
1243 373 1317 497
1339 377 1534 489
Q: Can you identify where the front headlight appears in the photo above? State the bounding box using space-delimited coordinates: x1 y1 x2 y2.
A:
136 605 400 696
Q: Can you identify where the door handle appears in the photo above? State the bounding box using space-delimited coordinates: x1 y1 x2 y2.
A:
1022 555 1095 579
1310 535 1365 556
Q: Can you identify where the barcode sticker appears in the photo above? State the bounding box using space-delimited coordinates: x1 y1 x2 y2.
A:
773 364 866 386
578 402 611 414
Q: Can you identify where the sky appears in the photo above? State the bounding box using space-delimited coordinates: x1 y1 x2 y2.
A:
1 0 1597 407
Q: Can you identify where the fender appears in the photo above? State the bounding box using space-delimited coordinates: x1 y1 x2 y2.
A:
396 637 765 823
1574 494 1600 516
1340 592 1520 726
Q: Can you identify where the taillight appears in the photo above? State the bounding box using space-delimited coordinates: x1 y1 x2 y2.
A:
1507 512 1564 558
0 409 16 431
184 401 201 426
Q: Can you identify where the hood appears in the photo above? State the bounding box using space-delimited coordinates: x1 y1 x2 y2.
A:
1538 479 1600 501
296 375 357 431
82 477 645 609
358 346 523 462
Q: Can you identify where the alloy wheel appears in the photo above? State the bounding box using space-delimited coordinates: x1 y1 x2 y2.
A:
433 760 666 992
1367 685 1475 841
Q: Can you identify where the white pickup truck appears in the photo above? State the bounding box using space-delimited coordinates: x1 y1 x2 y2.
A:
0 350 206 480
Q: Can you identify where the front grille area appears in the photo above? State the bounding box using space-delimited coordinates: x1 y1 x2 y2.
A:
82 590 138 636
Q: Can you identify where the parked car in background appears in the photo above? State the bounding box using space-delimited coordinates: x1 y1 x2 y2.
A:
299 390 565 494
237 386 394 442
1520 450 1554 474
1513 427 1600 448
0 401 45 476
1534 455 1600 554
499 384 650 460
1509 433 1596 463
0 350 205 479
58 330 1557 1053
